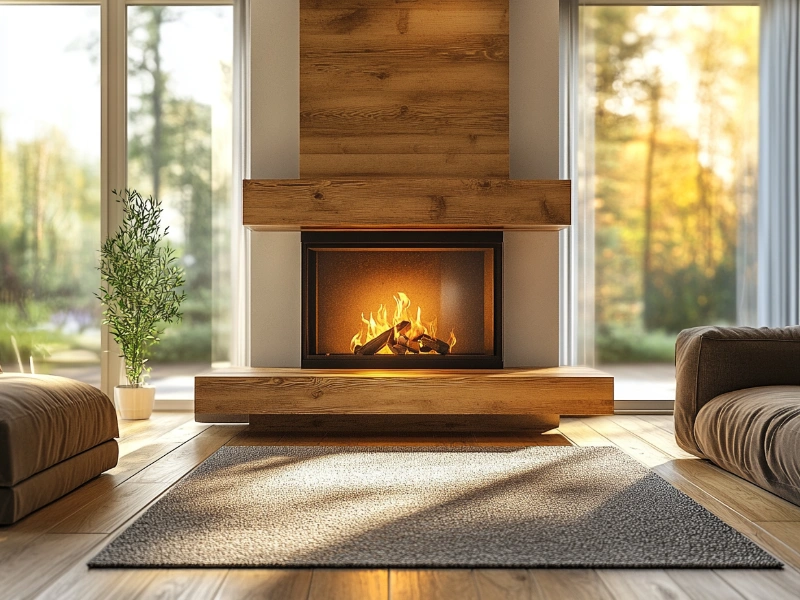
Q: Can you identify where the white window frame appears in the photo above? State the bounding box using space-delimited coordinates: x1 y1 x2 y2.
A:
560 0 759 413
1 0 240 402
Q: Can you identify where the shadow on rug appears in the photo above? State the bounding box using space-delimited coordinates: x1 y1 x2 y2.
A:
89 446 781 569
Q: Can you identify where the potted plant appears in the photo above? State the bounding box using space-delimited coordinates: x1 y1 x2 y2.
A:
98 189 186 420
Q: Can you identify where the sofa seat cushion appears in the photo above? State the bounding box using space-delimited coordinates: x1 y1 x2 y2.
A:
0 439 119 525
695 385 800 505
0 374 119 487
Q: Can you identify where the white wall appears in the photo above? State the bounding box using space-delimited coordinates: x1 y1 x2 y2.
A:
248 0 561 368
250 0 301 368
505 0 560 366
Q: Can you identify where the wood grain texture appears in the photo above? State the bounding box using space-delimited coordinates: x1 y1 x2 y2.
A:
302 0 508 9
715 568 800 600
300 0 508 177
300 132 508 155
302 63 507 101
531 570 615 600
759 522 800 550
557 418 615 447
214 570 313 600
299 153 509 178
597 570 692 600
308 570 388 600
665 571 746 600
667 459 800 523
194 366 613 417
243 178 570 230
49 481 173 534
636 413 676 434
472 569 538 599
37 565 157 600
607 414 696 460
301 10 508 37
0 533 105 599
390 570 478 600
127 425 245 484
139 570 228 600
115 412 194 457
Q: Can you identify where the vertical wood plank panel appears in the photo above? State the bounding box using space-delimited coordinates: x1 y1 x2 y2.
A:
300 0 509 177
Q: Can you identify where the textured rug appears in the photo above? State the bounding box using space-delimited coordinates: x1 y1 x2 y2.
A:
89 446 781 569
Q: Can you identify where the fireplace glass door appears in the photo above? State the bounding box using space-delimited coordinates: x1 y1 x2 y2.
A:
302 232 502 369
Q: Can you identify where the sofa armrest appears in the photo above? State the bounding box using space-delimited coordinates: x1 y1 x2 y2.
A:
674 325 800 456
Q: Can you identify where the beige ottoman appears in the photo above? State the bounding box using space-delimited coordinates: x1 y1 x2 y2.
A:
0 374 119 525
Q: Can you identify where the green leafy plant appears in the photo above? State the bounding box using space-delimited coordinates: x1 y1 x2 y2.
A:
97 189 186 387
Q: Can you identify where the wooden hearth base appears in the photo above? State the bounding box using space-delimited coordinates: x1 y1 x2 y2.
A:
195 367 613 433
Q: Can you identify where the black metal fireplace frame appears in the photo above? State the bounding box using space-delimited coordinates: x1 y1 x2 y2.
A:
302 231 503 369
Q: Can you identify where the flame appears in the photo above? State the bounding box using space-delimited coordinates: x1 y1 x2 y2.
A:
349 292 456 354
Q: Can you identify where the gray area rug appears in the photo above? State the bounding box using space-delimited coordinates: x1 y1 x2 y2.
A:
89 446 781 569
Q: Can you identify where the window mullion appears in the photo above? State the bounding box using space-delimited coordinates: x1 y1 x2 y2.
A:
101 0 128 398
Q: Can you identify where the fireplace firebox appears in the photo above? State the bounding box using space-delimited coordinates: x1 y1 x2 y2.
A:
302 232 502 369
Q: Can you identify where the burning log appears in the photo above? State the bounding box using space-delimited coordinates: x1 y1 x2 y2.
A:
355 321 411 355
390 344 407 355
396 335 420 353
418 334 450 355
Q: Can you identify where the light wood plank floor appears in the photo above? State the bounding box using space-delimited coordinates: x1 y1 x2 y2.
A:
1 413 799 600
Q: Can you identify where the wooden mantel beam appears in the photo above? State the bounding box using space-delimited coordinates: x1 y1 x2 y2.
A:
243 178 571 231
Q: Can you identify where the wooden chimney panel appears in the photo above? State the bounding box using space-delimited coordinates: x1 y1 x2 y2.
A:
299 0 509 178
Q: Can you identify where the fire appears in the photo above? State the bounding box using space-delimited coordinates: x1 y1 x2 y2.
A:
349 292 456 355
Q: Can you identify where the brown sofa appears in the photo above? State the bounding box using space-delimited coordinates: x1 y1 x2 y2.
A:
0 373 119 524
675 325 800 506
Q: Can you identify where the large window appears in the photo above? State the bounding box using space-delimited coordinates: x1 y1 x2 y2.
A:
127 6 233 399
0 2 234 403
0 6 101 385
578 4 759 400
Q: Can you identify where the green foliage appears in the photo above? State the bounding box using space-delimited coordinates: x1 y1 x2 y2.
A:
125 6 229 366
0 117 103 369
588 5 759 361
0 303 57 364
149 322 212 363
596 326 676 364
97 189 186 386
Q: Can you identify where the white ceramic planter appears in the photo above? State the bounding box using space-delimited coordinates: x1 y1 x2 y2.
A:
114 385 156 420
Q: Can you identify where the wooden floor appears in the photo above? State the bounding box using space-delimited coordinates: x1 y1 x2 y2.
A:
2 414 800 599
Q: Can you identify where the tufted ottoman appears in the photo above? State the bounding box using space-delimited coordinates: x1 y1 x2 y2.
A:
0 373 119 525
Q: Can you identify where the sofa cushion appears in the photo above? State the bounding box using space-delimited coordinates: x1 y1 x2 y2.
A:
0 439 119 525
0 374 119 487
675 325 800 457
695 385 800 505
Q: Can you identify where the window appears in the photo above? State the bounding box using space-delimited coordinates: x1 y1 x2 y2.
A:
127 6 233 400
577 4 759 401
0 2 235 403
0 6 101 386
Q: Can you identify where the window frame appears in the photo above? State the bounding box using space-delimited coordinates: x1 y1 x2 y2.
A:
560 0 760 413
0 0 235 401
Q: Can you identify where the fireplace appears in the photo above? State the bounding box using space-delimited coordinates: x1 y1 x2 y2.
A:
195 178 613 428
194 0 614 427
302 231 503 369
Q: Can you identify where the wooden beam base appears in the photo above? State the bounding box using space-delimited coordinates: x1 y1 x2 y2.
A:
195 367 614 430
